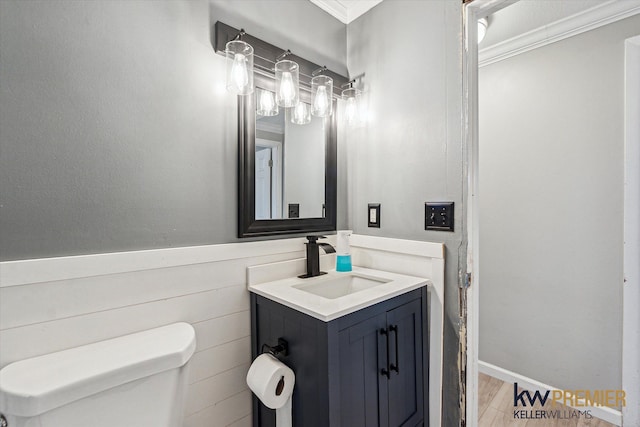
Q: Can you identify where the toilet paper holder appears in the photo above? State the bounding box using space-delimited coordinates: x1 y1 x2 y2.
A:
261 338 289 357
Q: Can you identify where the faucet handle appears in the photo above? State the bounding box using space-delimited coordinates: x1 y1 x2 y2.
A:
305 235 326 243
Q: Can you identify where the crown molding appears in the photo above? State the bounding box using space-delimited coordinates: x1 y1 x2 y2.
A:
309 0 384 24
310 0 348 23
479 0 640 67
345 0 383 23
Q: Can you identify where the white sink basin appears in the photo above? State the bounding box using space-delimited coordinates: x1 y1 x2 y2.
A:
248 267 430 321
293 273 391 299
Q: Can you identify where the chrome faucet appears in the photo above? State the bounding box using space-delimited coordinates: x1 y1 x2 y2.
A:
299 235 336 278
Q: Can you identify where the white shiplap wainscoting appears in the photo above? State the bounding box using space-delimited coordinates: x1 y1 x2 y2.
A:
0 238 312 427
0 234 443 426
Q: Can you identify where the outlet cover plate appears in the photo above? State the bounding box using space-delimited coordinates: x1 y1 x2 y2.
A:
425 202 454 231
288 203 300 218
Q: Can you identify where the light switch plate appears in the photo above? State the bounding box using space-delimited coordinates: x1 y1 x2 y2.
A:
425 202 454 231
368 204 381 228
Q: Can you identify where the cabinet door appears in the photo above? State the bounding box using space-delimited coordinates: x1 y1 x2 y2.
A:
385 298 424 427
338 312 388 427
253 295 331 427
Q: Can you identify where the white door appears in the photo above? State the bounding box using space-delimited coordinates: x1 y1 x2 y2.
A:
270 144 283 219
255 146 272 220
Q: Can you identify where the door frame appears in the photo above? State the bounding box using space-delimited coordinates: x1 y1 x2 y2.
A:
463 2 640 426
462 2 515 426
255 139 283 219
623 34 640 427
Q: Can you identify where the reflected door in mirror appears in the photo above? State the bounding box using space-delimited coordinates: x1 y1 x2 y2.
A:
255 145 283 219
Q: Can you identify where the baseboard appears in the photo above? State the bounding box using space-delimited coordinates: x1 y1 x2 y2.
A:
478 361 622 426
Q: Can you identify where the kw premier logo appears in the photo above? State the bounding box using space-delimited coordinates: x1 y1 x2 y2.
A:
512 383 626 420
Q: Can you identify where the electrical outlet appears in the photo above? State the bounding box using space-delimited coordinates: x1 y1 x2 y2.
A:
288 203 299 218
425 202 454 231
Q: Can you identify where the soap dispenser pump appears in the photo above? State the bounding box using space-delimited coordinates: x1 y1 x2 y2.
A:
336 230 353 272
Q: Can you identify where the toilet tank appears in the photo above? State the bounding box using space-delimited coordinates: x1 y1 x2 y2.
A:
0 323 196 427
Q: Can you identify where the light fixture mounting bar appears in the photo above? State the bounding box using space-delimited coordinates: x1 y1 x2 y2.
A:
232 29 246 41
340 72 365 89
312 66 328 77
276 49 292 62
213 21 349 97
341 79 356 89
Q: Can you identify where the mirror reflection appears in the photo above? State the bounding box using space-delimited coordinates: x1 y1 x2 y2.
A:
255 88 326 220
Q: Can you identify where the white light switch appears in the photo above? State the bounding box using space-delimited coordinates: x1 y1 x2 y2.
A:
368 204 380 228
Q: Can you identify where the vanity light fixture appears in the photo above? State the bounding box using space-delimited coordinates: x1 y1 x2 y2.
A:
291 102 311 125
215 22 352 121
342 86 362 125
256 88 278 116
311 67 333 117
275 51 300 108
478 18 488 44
224 30 254 95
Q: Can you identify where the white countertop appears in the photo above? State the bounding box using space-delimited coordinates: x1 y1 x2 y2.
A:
248 266 431 322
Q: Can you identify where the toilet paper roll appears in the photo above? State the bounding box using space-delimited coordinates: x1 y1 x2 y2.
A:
246 353 295 426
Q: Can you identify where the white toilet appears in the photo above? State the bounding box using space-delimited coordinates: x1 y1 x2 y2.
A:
0 322 196 427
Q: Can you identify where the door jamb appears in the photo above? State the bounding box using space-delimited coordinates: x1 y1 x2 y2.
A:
462 2 515 425
623 34 640 427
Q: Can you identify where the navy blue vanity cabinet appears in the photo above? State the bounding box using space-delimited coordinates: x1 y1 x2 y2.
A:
250 287 428 427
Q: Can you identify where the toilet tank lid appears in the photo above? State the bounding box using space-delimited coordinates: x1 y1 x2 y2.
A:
0 322 196 417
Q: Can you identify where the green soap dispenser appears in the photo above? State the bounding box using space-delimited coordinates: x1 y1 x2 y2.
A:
336 230 353 272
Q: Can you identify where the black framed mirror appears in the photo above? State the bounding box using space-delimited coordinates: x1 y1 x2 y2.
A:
238 73 337 237
213 21 347 238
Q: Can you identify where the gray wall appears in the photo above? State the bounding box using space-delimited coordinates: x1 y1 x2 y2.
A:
0 0 347 261
479 13 640 392
346 1 464 425
1 0 465 423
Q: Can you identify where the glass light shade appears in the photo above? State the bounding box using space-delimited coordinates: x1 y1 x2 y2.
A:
311 75 333 117
256 88 278 116
342 87 362 125
478 18 488 44
291 102 311 125
225 40 254 95
275 60 299 107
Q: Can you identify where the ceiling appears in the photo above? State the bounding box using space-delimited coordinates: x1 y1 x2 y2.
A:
309 0 384 24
